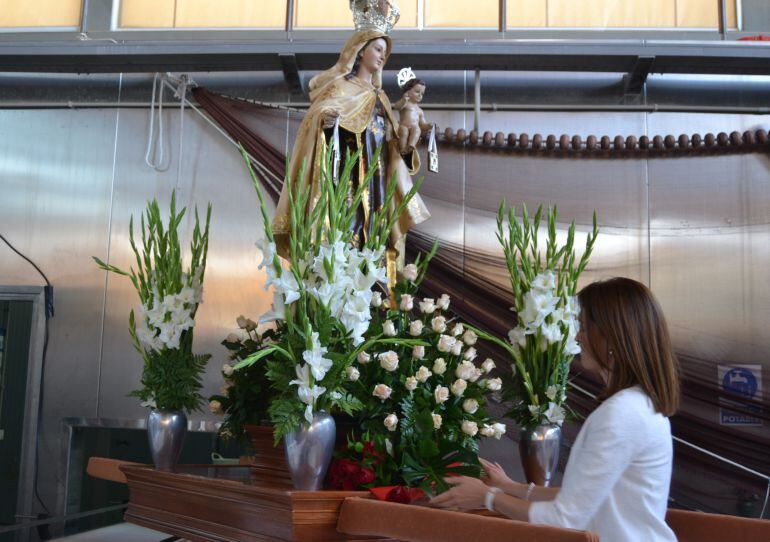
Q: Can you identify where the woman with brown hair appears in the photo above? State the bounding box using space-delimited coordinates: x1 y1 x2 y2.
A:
432 277 680 542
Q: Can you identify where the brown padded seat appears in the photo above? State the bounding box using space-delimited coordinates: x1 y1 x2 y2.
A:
337 497 600 542
666 508 770 542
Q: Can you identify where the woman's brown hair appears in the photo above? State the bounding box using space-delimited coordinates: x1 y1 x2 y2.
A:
578 277 680 416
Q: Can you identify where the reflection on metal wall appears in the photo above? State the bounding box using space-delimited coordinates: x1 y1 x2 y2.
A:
0 78 768 517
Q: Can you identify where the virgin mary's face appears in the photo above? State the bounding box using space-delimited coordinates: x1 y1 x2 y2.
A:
359 38 388 73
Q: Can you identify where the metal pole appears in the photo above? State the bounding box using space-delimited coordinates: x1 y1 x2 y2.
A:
286 0 295 37
718 0 727 40
499 0 507 34
80 0 90 33
474 69 481 133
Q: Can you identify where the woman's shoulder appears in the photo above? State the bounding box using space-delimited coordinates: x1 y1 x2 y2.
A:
589 386 660 427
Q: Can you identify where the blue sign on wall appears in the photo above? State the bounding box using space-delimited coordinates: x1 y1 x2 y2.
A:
718 365 763 426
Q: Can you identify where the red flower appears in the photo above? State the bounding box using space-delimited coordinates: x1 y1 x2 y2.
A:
386 486 412 503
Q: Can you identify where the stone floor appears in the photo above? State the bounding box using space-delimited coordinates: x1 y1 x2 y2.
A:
52 523 178 542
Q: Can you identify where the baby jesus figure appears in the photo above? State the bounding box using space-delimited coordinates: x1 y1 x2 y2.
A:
394 67 432 154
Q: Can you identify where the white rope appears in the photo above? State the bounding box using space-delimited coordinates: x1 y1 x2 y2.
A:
569 381 770 483
144 73 169 171
174 75 187 192
760 480 770 519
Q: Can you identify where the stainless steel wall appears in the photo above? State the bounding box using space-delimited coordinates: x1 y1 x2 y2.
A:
1 74 769 519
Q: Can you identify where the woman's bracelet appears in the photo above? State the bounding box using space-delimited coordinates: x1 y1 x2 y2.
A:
485 487 502 511
524 482 536 502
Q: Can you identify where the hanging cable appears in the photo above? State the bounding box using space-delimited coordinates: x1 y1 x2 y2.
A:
174 75 188 192
144 73 169 171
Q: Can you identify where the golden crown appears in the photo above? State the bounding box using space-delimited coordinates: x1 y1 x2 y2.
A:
350 0 400 34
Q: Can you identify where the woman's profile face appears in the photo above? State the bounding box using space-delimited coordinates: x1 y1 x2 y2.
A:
359 38 388 73
575 315 607 383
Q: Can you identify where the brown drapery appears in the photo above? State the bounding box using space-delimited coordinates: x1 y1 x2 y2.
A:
192 87 770 517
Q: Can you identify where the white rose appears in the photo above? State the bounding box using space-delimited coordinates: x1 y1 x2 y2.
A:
358 351 371 364
434 385 450 404
409 320 424 336
373 384 393 401
469 367 482 383
412 345 425 360
245 318 258 331
209 400 223 415
462 329 478 346
432 413 443 429
463 398 479 414
492 422 507 439
402 263 419 281
382 320 396 336
384 413 398 432
455 360 476 381
419 298 436 314
481 358 496 374
222 363 234 377
436 294 451 310
225 333 240 343
346 366 360 381
400 294 414 311
461 420 479 437
451 323 464 336
437 334 457 353
451 341 463 356
451 378 468 397
432 358 447 375
415 366 431 383
480 424 495 437
546 385 558 401
463 347 477 361
371 291 383 307
379 351 399 372
236 315 248 329
405 376 418 391
486 377 502 391
431 315 447 333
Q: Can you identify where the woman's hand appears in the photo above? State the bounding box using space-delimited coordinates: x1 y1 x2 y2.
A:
430 476 488 510
480 458 516 490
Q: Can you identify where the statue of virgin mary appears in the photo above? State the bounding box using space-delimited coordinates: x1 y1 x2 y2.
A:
272 0 430 273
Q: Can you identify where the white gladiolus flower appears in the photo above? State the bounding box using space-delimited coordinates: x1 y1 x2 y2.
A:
290 364 326 423
405 376 418 391
451 341 463 356
419 298 436 314
455 360 476 381
544 402 566 425
400 294 414 311
432 413 443 429
481 358 496 373
236 315 248 329
508 327 527 348
415 365 432 383
486 377 502 391
434 385 450 404
541 322 563 345
521 289 559 329
462 329 478 346
531 271 557 292
565 336 581 356
382 320 397 336
431 315 447 333
461 420 479 437
437 334 457 353
225 333 240 343
451 378 468 396
432 358 447 375
384 413 398 432
371 291 383 307
528 404 540 416
436 294 451 310
481 423 506 439
546 385 558 401
451 323 464 337
463 347 478 361
463 398 479 414
209 400 223 415
303 331 333 381
346 366 360 381
222 363 234 377
379 351 400 372
357 351 371 364
412 345 425 359
402 263 419 281
373 384 392 401
409 320 424 336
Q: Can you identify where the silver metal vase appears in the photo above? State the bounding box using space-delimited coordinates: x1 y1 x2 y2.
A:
519 424 562 487
147 409 187 471
283 411 336 491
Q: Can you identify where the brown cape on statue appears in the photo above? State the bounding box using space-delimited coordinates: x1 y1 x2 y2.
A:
271 28 431 272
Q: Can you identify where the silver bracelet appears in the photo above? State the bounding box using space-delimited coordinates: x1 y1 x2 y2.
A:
524 482 536 502
485 487 502 511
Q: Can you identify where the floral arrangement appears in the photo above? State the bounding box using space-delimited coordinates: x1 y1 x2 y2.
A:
208 315 283 442
472 204 597 428
337 248 506 493
93 192 212 412
237 146 424 442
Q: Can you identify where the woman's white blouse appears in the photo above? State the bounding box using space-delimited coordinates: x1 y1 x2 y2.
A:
529 386 677 542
